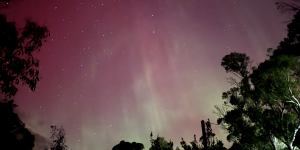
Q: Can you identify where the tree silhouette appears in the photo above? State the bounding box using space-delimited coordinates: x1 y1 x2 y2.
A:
272 11 300 57
0 14 49 100
218 9 300 150
150 133 173 150
181 126 226 150
180 136 200 150
50 125 67 150
0 8 49 150
112 140 144 150
0 101 35 150
219 53 300 150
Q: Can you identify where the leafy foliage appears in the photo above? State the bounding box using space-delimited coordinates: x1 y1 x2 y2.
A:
218 10 300 150
180 127 226 150
0 7 48 150
50 125 67 150
150 133 173 150
0 14 49 99
180 135 200 150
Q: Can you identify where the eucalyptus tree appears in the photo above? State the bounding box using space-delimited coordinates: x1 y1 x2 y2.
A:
218 10 300 150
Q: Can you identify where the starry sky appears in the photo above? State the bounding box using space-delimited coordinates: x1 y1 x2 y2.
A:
1 0 290 149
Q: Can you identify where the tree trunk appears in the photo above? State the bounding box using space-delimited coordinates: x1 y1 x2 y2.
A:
287 143 293 150
285 124 300 150
270 136 277 150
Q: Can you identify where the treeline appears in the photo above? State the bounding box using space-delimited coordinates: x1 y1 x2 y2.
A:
1 0 300 150
113 2 300 150
113 119 226 150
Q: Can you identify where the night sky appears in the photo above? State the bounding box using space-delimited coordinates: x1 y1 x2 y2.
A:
1 0 290 149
